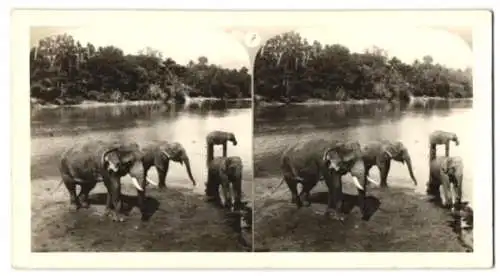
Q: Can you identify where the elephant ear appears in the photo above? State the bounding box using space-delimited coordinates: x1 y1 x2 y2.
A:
118 143 142 165
161 143 184 163
382 145 393 160
440 158 451 174
224 157 233 170
322 148 341 171
443 158 457 175
102 148 120 173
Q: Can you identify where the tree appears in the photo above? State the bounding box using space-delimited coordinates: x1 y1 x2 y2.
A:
254 31 472 103
30 33 252 105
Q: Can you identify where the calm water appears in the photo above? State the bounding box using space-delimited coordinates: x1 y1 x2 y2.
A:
253 99 474 205
31 100 253 197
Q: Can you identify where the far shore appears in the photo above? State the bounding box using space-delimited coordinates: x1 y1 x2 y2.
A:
30 97 253 110
255 96 473 108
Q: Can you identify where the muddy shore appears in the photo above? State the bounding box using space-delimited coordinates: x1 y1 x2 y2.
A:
253 176 472 252
31 177 252 252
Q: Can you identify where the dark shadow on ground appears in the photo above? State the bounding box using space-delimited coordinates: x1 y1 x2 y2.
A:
87 193 160 221
306 191 381 221
253 177 470 252
32 184 251 252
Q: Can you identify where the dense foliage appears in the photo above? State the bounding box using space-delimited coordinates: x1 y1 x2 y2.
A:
254 31 473 103
30 34 251 105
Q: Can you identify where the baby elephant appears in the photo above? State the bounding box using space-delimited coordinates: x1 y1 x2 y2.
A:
427 156 463 210
205 156 243 212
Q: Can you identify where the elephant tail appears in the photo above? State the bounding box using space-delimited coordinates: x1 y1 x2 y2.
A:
255 178 286 202
51 180 64 194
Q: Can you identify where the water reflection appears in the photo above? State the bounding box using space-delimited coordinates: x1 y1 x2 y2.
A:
254 98 474 204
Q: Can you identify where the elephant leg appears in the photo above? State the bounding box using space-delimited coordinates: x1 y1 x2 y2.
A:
222 185 232 210
205 170 218 201
453 174 463 209
298 177 317 207
284 175 300 207
78 182 97 208
63 179 81 210
439 174 452 208
231 179 243 211
103 178 125 222
378 158 391 188
429 144 437 162
206 144 214 167
445 143 450 157
426 175 437 196
213 183 224 208
156 161 169 190
223 143 227 158
137 188 147 218
322 168 343 219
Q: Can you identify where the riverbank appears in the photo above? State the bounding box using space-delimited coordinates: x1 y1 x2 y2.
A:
30 97 252 110
254 96 473 108
253 176 473 252
31 176 251 252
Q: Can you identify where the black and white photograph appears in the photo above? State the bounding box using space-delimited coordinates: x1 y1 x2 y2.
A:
10 9 493 269
28 24 253 252
252 21 480 252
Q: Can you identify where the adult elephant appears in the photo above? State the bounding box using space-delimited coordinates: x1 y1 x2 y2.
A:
59 140 152 222
205 156 243 212
427 156 463 210
280 138 369 220
429 130 460 161
362 140 418 188
205 130 238 166
141 141 197 189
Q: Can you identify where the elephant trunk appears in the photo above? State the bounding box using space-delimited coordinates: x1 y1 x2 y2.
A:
404 155 418 186
182 155 197 186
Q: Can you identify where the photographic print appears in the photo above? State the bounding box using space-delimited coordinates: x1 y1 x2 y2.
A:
252 14 486 254
11 9 493 269
28 23 253 252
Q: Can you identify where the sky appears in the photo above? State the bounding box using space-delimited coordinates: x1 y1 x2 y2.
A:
31 24 473 71
295 26 473 70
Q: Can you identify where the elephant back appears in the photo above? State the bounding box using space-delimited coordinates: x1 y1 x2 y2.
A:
59 140 113 179
281 138 333 165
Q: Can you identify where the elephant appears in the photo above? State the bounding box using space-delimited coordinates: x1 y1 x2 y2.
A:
205 130 238 166
280 138 368 220
59 140 152 221
429 130 459 161
141 141 197 189
205 156 243 212
361 140 418 188
427 156 463 210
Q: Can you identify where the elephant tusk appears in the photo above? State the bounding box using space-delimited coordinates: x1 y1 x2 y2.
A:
351 175 364 191
146 177 158 186
367 176 379 186
130 176 144 191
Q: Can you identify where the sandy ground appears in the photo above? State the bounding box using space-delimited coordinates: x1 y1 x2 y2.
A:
31 175 252 252
253 176 472 252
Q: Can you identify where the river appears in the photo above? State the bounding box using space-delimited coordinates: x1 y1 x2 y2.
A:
253 99 474 206
31 100 253 197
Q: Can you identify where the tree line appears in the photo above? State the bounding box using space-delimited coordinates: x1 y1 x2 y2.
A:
254 31 473 103
30 34 251 105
